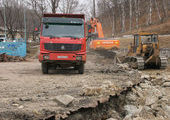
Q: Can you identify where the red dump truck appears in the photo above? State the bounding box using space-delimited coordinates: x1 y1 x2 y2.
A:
39 14 86 74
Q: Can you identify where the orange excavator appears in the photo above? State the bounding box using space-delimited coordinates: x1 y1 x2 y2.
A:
88 18 119 50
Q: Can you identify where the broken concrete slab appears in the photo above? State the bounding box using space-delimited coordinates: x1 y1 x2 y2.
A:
162 82 170 87
54 95 74 106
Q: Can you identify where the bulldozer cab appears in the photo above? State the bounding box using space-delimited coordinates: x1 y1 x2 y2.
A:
140 34 158 43
134 33 158 44
132 33 158 53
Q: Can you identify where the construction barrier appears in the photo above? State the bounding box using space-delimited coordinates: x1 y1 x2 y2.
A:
0 40 26 57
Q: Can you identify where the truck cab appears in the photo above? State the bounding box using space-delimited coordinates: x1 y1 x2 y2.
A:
39 14 86 74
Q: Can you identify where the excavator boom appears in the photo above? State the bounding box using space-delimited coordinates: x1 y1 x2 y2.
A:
90 18 104 38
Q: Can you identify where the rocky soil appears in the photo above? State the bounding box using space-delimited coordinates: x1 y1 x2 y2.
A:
0 50 141 120
0 49 169 120
122 73 170 120
66 68 170 120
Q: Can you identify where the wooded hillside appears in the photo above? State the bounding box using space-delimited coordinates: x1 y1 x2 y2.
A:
97 0 170 36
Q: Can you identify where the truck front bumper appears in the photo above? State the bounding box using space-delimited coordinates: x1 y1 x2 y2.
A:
39 52 86 63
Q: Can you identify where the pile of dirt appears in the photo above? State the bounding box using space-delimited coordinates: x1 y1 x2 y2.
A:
0 53 25 62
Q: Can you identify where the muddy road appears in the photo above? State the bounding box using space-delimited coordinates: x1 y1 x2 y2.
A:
0 50 169 120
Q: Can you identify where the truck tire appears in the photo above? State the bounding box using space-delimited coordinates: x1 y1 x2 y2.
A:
78 63 84 74
42 63 48 74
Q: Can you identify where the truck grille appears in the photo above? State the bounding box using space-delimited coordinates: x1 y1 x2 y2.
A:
44 43 81 51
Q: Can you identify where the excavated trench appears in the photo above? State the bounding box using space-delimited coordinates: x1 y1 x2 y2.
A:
64 89 132 120
44 84 139 120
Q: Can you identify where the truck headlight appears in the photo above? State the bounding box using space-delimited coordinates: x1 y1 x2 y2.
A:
115 41 119 44
43 55 49 60
76 56 82 60
97 41 100 45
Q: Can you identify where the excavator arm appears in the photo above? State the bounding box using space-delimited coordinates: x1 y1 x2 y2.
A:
89 18 120 50
90 18 104 38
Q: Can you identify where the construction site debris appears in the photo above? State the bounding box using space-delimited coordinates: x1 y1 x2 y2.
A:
54 95 74 106
162 82 170 87
0 49 169 120
0 53 25 62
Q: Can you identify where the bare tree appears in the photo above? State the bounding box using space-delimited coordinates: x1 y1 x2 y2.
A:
147 0 153 25
121 0 125 32
162 0 168 18
155 0 161 21
27 0 47 20
135 0 139 29
48 0 60 13
129 0 132 31
59 0 79 14
0 0 24 39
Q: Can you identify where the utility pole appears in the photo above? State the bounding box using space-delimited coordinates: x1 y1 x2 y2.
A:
93 0 96 18
3 0 7 40
24 6 27 43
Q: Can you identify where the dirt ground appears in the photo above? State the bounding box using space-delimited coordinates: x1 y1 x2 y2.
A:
0 41 169 120
0 50 142 120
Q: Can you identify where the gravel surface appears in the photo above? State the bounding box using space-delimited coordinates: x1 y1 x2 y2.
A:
0 50 141 119
0 50 169 120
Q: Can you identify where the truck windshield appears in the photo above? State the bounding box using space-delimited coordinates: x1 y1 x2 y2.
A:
42 23 84 38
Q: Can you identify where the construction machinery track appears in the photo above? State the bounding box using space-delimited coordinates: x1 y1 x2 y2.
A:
160 56 168 69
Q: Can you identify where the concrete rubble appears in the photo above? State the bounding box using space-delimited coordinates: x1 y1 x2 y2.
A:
0 53 25 62
54 95 74 106
122 73 170 120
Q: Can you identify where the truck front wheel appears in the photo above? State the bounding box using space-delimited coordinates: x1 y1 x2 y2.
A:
42 63 48 74
78 63 84 74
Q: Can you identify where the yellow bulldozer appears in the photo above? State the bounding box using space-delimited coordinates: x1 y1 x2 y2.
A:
125 32 167 70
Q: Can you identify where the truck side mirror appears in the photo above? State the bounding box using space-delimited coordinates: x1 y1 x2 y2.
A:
34 27 38 32
45 24 49 29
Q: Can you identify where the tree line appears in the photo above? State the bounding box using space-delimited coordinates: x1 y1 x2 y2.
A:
97 0 170 36
0 0 87 40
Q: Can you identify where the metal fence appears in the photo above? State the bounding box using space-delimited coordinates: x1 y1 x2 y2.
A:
0 39 26 57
